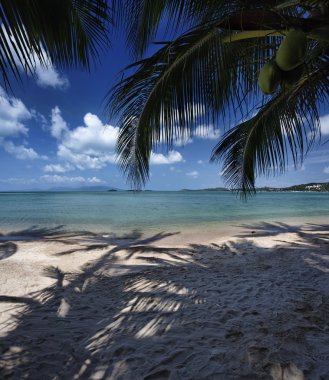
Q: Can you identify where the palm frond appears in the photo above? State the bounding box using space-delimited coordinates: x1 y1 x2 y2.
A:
113 0 282 58
108 22 285 188
211 61 329 195
109 0 329 193
0 0 111 87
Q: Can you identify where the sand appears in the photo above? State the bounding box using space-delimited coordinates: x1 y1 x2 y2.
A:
0 222 329 379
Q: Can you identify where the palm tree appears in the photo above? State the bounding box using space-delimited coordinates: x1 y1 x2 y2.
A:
0 0 111 87
108 0 329 195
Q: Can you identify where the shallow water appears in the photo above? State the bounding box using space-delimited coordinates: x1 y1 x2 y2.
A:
0 191 328 235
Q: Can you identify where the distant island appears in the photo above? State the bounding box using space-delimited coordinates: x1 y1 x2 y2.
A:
181 182 329 192
257 182 329 192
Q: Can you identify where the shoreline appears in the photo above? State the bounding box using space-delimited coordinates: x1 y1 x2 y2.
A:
0 219 329 379
0 214 328 243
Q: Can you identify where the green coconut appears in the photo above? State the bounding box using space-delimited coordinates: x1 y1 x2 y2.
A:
258 61 281 95
275 29 307 71
281 64 304 88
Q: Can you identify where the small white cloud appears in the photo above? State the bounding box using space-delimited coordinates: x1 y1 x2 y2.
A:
50 106 69 139
40 175 102 184
0 87 31 137
174 136 193 146
197 160 204 164
44 163 74 173
57 145 116 170
35 62 69 89
320 114 329 135
0 177 37 185
194 125 220 140
324 166 329 174
150 150 183 165
186 170 199 178
0 140 41 160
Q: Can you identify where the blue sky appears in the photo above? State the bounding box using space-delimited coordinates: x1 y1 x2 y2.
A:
0 34 329 191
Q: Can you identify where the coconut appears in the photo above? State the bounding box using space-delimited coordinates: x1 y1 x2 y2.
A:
281 64 304 88
258 61 281 95
275 29 307 71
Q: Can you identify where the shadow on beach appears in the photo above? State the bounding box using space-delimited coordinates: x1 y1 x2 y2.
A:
0 223 329 379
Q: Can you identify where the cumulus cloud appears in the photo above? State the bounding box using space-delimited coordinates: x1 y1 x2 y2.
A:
40 175 102 184
320 114 329 135
0 140 41 160
47 108 119 171
150 150 183 165
0 87 31 137
63 113 118 152
186 170 199 178
46 108 186 172
0 88 47 160
324 166 329 174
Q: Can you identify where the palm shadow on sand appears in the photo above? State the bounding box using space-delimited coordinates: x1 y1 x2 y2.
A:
0 223 329 379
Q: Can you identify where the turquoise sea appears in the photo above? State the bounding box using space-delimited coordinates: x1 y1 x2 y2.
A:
0 191 328 235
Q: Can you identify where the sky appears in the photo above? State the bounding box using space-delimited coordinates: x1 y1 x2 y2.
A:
1 30 329 191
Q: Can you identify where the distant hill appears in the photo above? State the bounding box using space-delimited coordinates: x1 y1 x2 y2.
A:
181 187 228 192
48 186 122 192
257 182 329 192
181 182 329 192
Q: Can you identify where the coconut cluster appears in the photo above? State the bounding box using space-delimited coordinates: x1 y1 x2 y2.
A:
258 29 307 95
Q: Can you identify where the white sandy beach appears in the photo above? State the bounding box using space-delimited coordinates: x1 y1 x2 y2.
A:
0 221 329 379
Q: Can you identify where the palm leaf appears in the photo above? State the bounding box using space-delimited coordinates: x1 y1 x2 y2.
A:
0 0 111 87
109 0 329 193
108 22 284 188
211 61 329 195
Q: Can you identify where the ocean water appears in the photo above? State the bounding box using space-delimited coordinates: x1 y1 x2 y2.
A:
0 191 328 235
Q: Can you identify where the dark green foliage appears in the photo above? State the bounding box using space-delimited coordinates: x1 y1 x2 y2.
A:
107 1 329 195
0 0 111 87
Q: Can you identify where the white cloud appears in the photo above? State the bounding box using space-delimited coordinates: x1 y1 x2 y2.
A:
320 114 329 135
0 88 47 160
47 108 119 171
44 163 74 173
46 108 185 172
35 62 69 89
0 87 31 137
57 145 116 170
150 150 183 165
50 106 69 139
2 26 69 90
197 160 204 164
40 175 102 184
174 136 193 146
186 170 199 178
194 125 220 140
0 177 37 185
0 140 40 160
63 113 118 152
324 166 329 174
